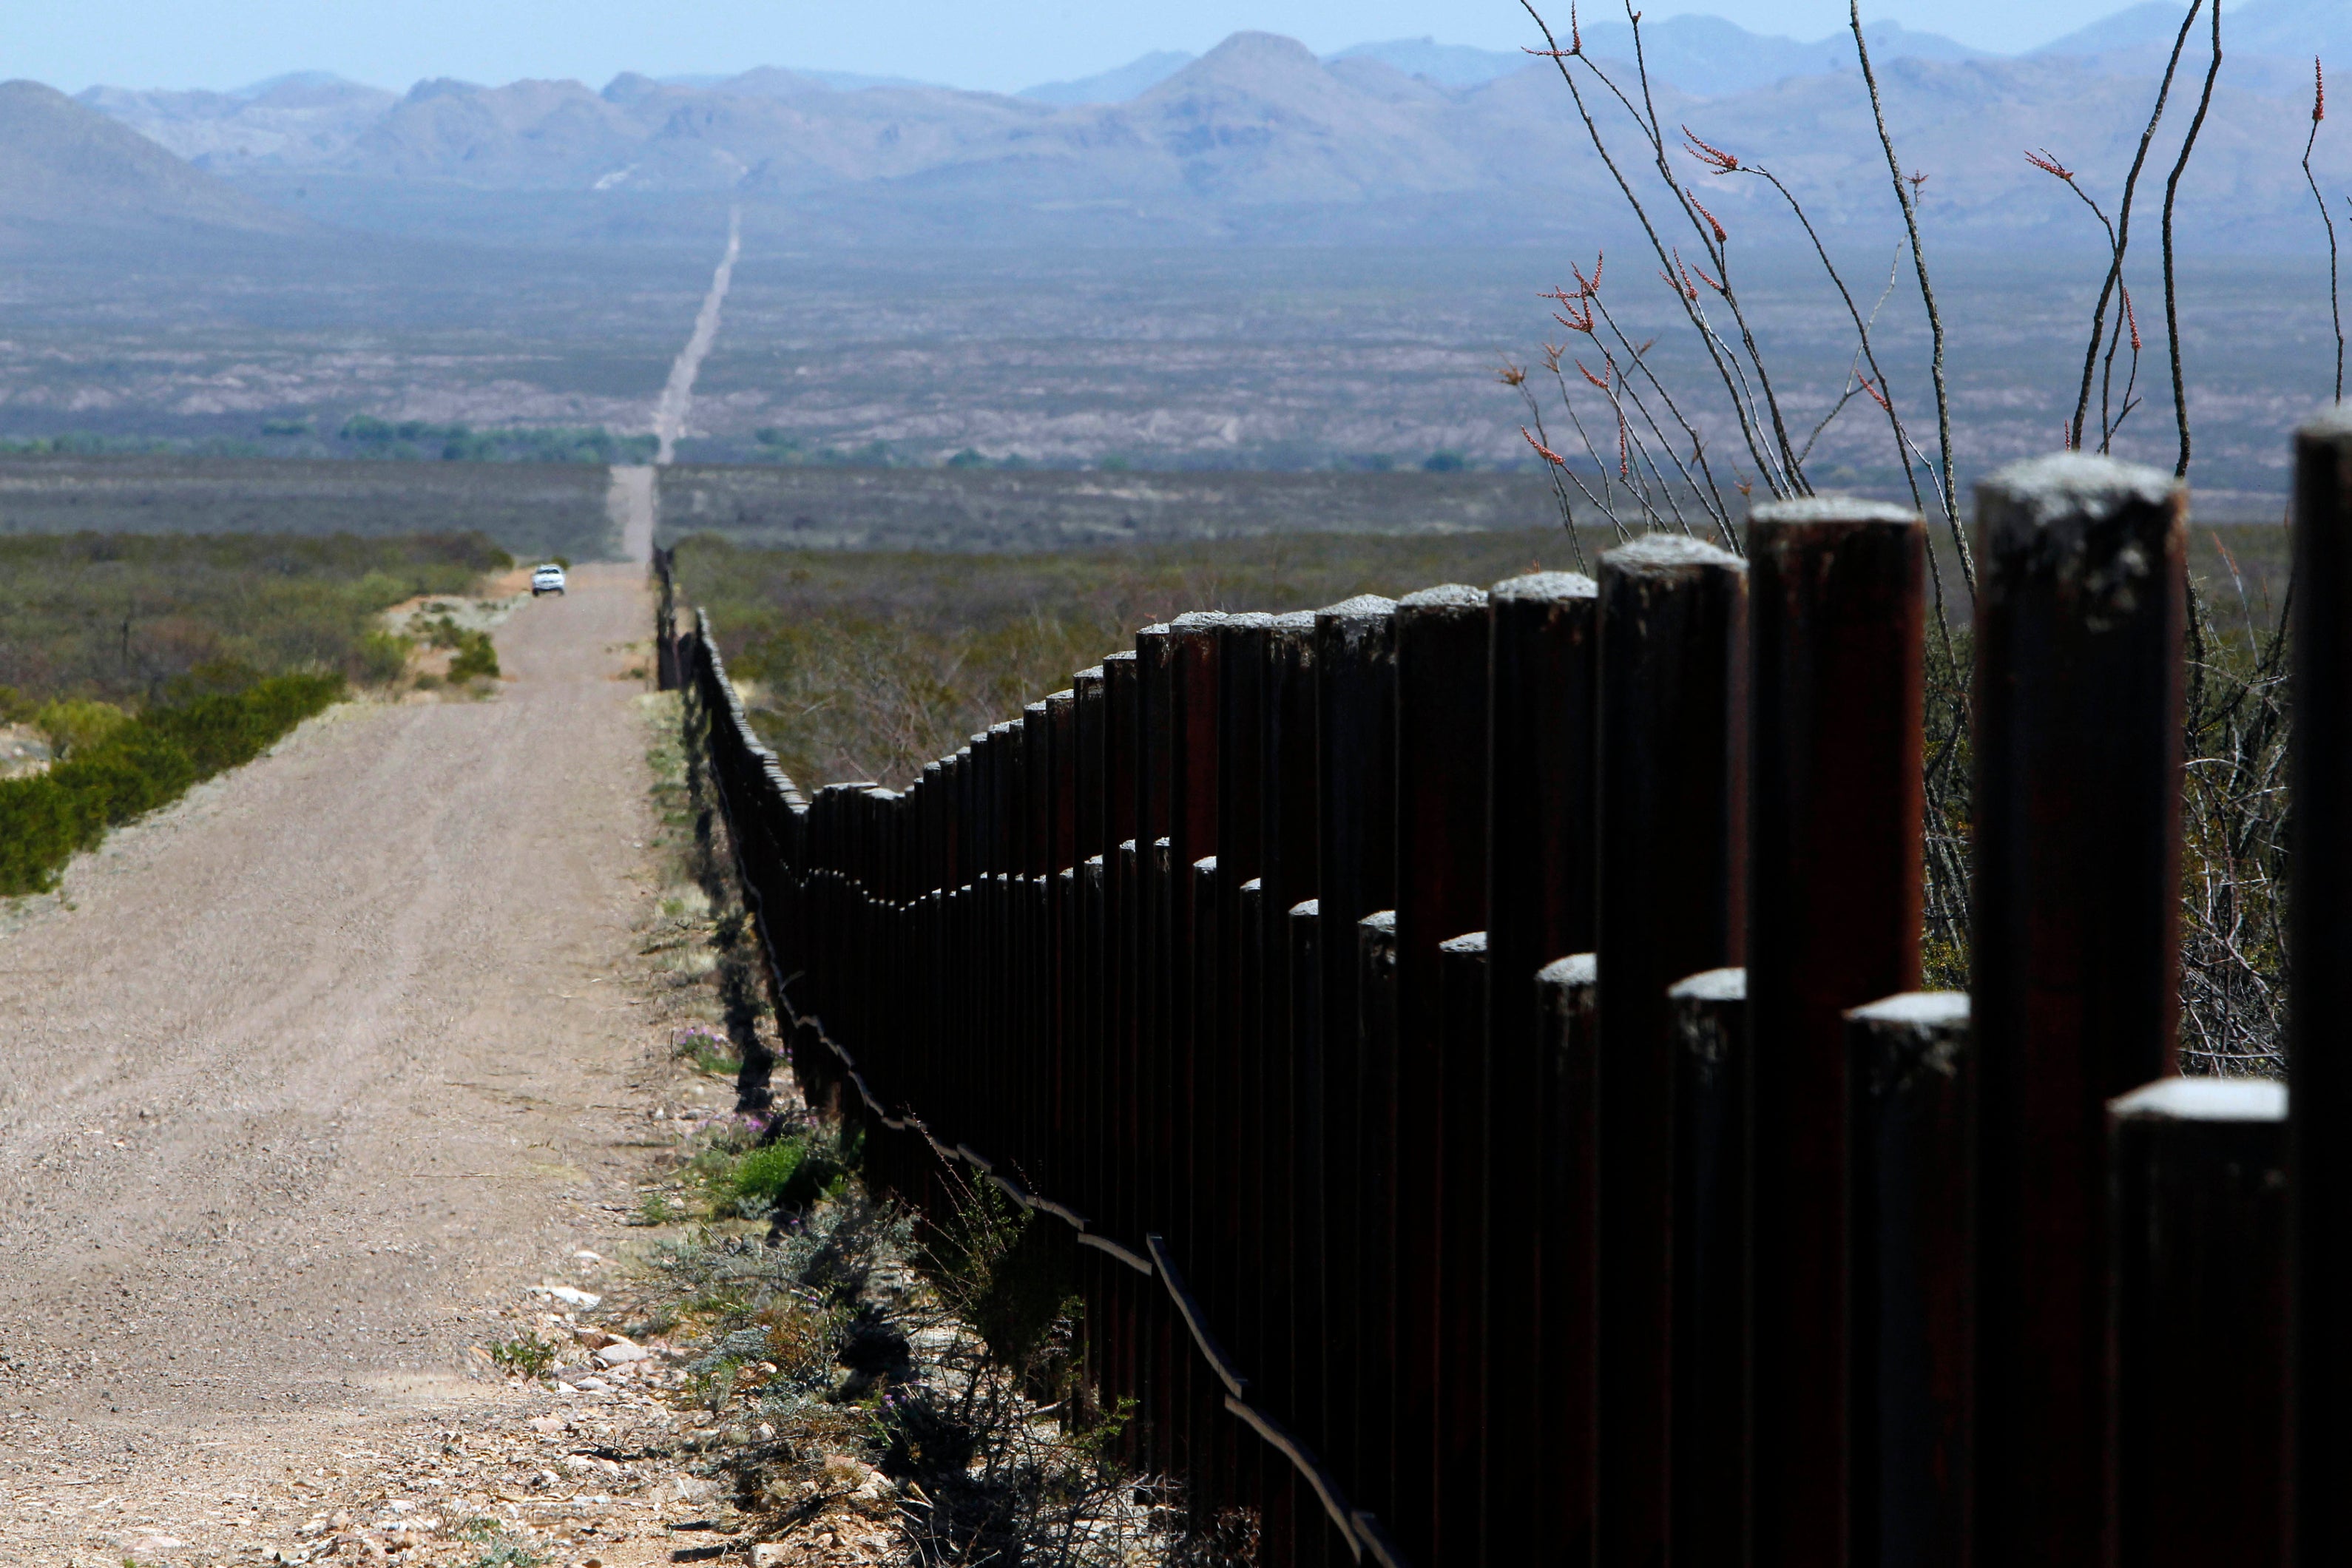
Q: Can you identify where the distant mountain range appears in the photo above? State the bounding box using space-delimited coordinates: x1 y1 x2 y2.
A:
18 0 2352 255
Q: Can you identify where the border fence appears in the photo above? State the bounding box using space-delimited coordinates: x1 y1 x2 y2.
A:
652 422 2351 1567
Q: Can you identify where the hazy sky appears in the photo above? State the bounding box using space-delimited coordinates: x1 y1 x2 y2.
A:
7 0 2190 95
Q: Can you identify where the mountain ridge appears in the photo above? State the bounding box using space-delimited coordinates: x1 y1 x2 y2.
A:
44 4 2352 256
0 79 310 243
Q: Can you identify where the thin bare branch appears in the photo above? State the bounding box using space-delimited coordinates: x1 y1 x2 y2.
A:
1849 1 1974 595
2164 0 2223 477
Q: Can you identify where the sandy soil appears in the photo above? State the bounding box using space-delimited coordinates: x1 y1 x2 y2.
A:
0 564 715 1567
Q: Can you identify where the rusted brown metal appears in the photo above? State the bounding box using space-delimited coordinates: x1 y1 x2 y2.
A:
1263 614 1320 1467
1433 930 1490 1568
2108 1077 2288 1568
1288 895 1334 1568
1595 534 1748 1568
1668 966 1749 1568
1388 584 1489 1558
1479 570 1598 1564
1190 851 1231 1513
2291 405 2352 1568
1745 499 1927 1568
1846 993 1972 1568
1970 454 2184 1568
1534 953 1601 1567
1315 594 1398 1507
1355 907 1402 1520
1170 613 1227 1291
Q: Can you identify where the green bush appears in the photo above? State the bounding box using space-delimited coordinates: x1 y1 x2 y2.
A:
34 698 129 760
0 672 342 895
447 631 500 683
720 1133 842 1214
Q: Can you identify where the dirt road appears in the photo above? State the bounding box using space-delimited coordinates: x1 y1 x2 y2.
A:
0 566 685 1564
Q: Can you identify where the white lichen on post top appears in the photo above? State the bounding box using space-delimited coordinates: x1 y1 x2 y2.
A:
1748 496 1920 527
2109 1077 2287 1123
1491 571 1597 601
1603 533 1746 576
1398 584 1488 611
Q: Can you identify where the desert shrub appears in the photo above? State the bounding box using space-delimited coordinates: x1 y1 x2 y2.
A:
484 1331 558 1380
717 1130 847 1217
0 672 342 894
446 629 501 683
355 630 413 685
944 1195 1075 1376
33 698 130 760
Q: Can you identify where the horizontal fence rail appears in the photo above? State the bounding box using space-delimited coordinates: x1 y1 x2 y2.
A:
657 427 2345 1567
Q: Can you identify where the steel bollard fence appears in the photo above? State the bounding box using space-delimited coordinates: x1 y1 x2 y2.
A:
1433 930 1491 1567
1595 534 1748 1568
1845 993 1972 1568
1535 953 1601 1567
1746 499 1927 1568
1669 966 1749 1568
1390 584 1490 1562
1970 455 2185 1568
2107 1077 2288 1568
1481 571 1598 1564
1315 595 1399 1511
2290 404 2352 1568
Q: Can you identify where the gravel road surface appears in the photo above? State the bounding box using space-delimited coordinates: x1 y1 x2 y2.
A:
0 565 689 1564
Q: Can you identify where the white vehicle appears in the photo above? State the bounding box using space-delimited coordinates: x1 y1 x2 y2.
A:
531 564 567 597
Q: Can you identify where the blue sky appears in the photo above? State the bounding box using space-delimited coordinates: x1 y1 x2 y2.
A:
4 0 2183 95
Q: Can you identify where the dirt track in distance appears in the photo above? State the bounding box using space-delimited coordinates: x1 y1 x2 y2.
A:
0 565 688 1564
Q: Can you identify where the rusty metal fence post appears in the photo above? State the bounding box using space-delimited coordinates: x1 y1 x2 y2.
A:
1846 993 1972 1568
2291 405 2352 1568
1668 966 1748 1568
1595 535 1748 1568
1263 612 1323 1566
1746 499 1927 1568
1433 930 1490 1568
1969 454 2184 1568
1535 953 1601 1565
1389 585 1490 1563
1481 572 1598 1565
1315 594 1399 1515
1287 894 1336 1567
2107 1078 2288 1568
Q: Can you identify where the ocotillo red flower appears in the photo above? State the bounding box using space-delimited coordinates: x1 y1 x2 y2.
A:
1543 288 1597 335
2123 285 2141 352
2317 57 2327 123
1685 191 1728 243
1683 128 1740 174
1498 362 1529 388
2026 147 2076 181
1521 428 1569 465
